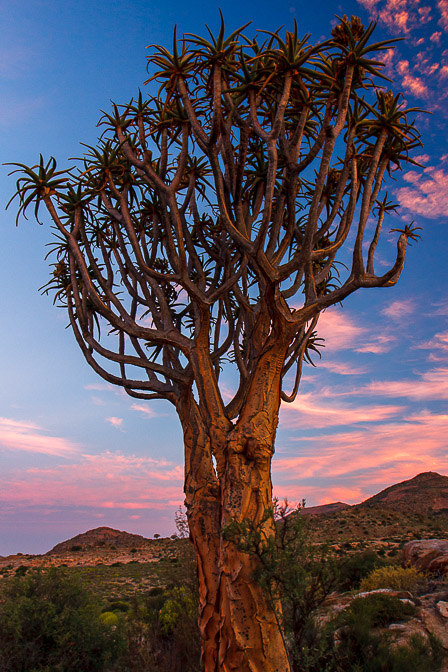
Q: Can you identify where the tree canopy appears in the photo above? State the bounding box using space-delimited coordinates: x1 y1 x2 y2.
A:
9 14 422 417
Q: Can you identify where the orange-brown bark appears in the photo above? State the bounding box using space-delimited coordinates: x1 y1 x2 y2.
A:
179 329 293 672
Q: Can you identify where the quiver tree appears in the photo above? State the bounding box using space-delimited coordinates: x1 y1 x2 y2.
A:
9 14 423 672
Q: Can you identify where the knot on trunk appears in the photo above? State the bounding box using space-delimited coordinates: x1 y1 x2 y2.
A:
244 437 257 461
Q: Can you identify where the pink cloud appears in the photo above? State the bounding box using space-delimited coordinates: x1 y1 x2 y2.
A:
358 0 435 35
84 383 115 391
416 330 448 350
0 451 184 510
381 299 415 320
106 416 123 428
412 154 431 164
281 392 404 429
438 0 448 30
418 6 432 23
416 331 448 362
130 404 159 418
316 309 365 350
0 418 80 457
396 165 448 218
355 335 396 354
429 302 448 316
273 411 448 505
315 308 397 356
358 0 381 11
346 367 448 401
317 360 369 375
397 60 429 98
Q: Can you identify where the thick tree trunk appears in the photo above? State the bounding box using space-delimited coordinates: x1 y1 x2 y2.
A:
180 395 222 671
184 423 290 672
216 445 290 672
179 331 292 671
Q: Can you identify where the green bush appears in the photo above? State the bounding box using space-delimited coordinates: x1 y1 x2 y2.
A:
360 566 426 592
224 502 340 671
341 593 416 629
100 611 120 626
124 584 201 672
330 596 443 672
107 600 130 613
159 586 196 634
336 550 385 591
0 568 125 672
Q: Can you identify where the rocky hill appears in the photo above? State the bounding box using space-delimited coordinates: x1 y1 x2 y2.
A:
300 502 351 516
298 472 448 547
359 472 448 514
47 526 150 555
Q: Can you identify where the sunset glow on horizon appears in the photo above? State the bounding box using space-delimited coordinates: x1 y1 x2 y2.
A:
1 0 447 556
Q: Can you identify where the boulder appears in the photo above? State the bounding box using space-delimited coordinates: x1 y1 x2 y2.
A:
355 588 415 601
402 539 448 573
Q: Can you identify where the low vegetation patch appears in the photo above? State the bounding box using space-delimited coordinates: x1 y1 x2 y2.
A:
360 566 426 592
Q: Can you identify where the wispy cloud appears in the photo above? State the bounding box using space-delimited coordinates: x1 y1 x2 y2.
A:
397 165 448 219
130 404 159 418
416 331 448 358
0 418 80 457
338 367 448 401
85 383 115 391
281 392 404 429
317 360 369 375
273 410 448 504
317 308 396 354
106 416 124 429
381 299 415 320
0 451 184 509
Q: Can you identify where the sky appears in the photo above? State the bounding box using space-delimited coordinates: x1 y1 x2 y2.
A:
0 0 447 556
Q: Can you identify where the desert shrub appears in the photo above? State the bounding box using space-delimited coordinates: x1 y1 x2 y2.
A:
123 584 201 672
342 593 416 629
360 566 426 592
107 600 130 613
159 586 196 634
100 611 120 626
0 568 125 672
120 529 201 672
330 597 443 672
336 550 386 591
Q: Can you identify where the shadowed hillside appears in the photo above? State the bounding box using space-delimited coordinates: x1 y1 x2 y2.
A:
359 472 448 514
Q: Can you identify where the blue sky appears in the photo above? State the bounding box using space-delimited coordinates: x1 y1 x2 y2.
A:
1 0 447 555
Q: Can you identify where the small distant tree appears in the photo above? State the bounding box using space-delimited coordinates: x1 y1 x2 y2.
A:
9 14 422 671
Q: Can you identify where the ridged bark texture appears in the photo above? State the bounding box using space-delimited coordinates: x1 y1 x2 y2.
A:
178 335 292 672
